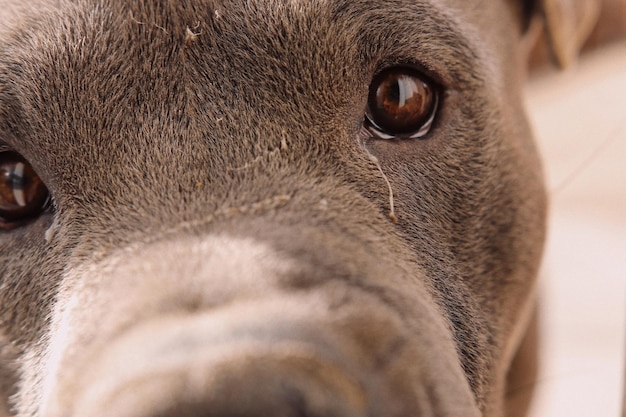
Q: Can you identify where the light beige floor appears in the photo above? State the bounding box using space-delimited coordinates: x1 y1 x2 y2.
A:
524 41 626 417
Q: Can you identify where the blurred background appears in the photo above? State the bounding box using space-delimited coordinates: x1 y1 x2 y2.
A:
524 21 626 417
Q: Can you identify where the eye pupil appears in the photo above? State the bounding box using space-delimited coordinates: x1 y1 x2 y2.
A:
0 152 50 226
366 67 438 138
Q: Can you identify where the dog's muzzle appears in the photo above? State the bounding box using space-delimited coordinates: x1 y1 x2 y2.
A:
39 234 480 417
70 310 372 417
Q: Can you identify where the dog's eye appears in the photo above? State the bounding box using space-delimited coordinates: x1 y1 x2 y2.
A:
0 152 50 229
365 67 439 139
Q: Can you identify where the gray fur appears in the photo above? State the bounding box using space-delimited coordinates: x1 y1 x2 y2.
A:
0 0 557 416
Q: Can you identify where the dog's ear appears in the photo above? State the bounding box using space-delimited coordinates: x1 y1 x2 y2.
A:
540 0 600 67
523 0 600 68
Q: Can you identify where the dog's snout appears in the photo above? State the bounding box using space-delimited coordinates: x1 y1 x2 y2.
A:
40 234 480 417
70 314 369 417
130 355 366 417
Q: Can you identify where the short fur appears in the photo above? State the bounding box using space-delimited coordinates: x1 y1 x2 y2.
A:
0 0 592 416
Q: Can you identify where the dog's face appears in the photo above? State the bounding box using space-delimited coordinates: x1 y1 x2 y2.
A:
0 1 548 416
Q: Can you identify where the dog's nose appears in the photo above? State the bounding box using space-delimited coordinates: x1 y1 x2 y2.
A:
131 353 367 417
111 353 366 417
69 312 370 417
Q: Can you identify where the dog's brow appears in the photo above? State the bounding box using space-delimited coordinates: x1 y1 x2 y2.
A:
0 0 484 158
0 77 21 144
344 0 482 87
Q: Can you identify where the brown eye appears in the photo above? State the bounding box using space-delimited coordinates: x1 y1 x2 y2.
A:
365 67 438 139
0 152 50 228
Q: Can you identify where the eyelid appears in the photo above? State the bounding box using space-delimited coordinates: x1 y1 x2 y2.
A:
372 59 445 90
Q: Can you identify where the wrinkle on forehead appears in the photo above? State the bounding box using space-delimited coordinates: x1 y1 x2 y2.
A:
0 0 492 118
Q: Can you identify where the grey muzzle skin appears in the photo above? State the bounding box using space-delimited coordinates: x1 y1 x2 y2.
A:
37 224 480 417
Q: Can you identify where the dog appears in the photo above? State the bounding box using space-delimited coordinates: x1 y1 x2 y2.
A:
0 0 601 416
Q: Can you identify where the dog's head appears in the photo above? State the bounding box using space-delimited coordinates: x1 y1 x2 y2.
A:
0 1 596 416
